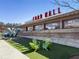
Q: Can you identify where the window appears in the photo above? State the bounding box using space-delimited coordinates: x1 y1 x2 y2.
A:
46 22 60 30
35 25 43 31
28 27 33 31
64 18 79 28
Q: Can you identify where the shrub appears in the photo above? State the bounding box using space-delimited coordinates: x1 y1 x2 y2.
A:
42 38 52 51
29 39 40 52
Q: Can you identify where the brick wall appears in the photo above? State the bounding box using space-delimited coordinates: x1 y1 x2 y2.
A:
0 25 5 32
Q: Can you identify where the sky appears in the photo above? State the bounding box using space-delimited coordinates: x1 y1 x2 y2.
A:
0 0 79 24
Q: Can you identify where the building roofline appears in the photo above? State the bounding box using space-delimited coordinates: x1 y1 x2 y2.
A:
21 10 79 27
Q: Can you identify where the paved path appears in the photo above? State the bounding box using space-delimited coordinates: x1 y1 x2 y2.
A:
0 40 29 59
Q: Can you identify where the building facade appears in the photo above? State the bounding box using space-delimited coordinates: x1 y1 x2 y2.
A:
19 10 79 48
0 25 5 32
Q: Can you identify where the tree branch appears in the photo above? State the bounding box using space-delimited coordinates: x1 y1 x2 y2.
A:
49 0 78 11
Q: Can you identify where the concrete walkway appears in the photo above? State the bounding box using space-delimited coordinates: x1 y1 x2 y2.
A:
0 40 29 59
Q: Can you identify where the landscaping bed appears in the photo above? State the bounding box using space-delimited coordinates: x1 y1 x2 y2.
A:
7 37 79 59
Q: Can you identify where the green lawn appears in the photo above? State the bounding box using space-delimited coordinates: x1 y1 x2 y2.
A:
0 32 2 35
7 37 79 59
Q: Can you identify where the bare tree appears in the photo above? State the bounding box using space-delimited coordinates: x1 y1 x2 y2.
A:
0 22 4 25
5 23 21 28
49 0 79 10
